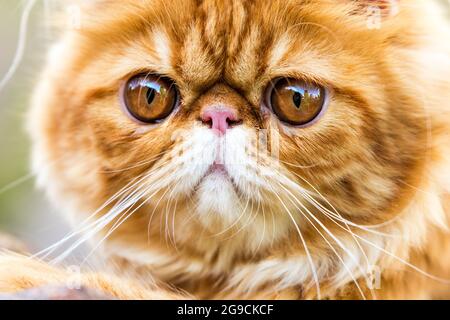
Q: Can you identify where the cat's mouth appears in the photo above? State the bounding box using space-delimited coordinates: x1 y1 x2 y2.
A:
205 162 228 177
194 161 239 193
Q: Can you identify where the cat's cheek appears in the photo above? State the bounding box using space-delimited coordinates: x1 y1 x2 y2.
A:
272 115 325 139
127 113 179 136
132 124 161 135
260 111 300 138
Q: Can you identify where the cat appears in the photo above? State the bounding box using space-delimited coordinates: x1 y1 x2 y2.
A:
0 0 450 299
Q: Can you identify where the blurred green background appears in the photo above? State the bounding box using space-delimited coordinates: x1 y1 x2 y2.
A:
0 0 449 252
0 0 70 251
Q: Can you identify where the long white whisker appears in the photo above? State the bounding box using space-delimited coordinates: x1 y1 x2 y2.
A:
98 151 168 173
34 160 172 260
32 173 148 259
265 182 322 299
147 172 180 243
253 198 266 255
164 179 181 248
274 168 450 288
280 171 396 237
221 192 258 242
55 163 175 263
170 193 180 251
274 180 369 299
80 178 171 265
210 190 250 238
354 233 450 284
286 173 379 288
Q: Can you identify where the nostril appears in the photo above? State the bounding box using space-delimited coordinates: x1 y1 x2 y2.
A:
201 115 213 128
226 117 242 127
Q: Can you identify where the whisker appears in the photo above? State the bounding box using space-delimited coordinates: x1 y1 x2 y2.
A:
265 181 322 299
0 153 77 197
252 197 266 255
80 178 171 265
98 150 169 173
32 172 149 259
284 193 367 298
170 194 180 251
61 159 178 262
34 159 173 261
274 168 450 287
282 171 397 237
353 232 450 285
147 174 180 244
274 180 372 299
301 190 399 237
164 179 182 249
0 172 35 195
153 183 174 245
279 159 319 169
284 172 382 290
210 190 250 238
220 192 258 242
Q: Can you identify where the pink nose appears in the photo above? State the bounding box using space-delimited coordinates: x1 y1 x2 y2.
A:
200 107 241 135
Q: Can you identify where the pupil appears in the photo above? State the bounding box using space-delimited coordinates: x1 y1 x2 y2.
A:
146 88 156 105
293 92 302 108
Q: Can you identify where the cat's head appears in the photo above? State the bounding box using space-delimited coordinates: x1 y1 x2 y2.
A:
29 0 450 295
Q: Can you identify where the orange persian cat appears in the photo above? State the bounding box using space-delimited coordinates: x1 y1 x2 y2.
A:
0 0 450 300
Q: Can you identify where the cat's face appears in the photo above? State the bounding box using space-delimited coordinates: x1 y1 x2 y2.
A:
30 0 446 282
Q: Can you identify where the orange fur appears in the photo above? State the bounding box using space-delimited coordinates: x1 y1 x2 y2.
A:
1 0 449 299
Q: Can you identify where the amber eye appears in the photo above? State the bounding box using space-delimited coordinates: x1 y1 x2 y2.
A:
121 74 178 123
268 78 327 126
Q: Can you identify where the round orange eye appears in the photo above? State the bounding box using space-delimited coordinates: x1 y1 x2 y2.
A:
121 74 178 123
268 78 327 126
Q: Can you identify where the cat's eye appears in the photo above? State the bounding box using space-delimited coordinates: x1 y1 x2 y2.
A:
121 74 178 124
267 78 327 126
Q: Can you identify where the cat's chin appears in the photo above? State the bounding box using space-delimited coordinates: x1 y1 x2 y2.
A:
195 168 242 222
